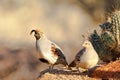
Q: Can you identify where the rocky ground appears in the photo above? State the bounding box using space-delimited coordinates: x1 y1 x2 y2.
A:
38 69 99 80
38 60 120 80
0 46 120 80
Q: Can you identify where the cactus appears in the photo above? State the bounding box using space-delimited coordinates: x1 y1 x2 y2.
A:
89 30 113 62
110 11 120 45
89 10 120 62
89 30 106 55
101 31 116 50
100 21 117 50
99 22 112 31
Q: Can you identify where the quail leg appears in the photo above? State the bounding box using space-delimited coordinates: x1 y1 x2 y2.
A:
49 64 54 72
77 67 81 74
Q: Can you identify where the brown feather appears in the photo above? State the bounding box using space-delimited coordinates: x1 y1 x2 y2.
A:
51 43 68 66
51 44 58 58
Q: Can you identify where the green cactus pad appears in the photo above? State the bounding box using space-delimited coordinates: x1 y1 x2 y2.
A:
89 30 108 59
89 10 120 62
101 31 116 49
99 22 112 31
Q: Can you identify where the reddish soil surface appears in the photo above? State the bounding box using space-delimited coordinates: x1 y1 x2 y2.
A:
93 60 120 79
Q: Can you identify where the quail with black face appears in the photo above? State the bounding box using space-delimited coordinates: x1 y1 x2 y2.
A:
30 29 68 71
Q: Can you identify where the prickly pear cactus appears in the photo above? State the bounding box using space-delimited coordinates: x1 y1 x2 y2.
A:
89 30 113 62
89 10 120 62
100 21 117 50
89 30 106 55
99 22 112 31
101 31 116 50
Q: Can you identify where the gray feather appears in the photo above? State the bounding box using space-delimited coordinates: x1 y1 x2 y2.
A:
55 48 68 66
69 48 86 67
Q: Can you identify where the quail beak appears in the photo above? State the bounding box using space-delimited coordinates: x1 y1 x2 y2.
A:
82 43 87 47
82 44 85 47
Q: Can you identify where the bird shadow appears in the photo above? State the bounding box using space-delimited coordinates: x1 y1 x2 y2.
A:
37 66 99 78
37 68 81 78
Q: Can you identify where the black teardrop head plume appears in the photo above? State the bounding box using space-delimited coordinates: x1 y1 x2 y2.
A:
30 29 37 35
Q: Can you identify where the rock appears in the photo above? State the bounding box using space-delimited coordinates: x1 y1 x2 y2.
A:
38 69 99 80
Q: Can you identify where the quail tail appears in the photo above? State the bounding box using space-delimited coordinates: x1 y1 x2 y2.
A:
68 60 76 67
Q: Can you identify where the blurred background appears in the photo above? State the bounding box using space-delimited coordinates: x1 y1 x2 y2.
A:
0 0 119 80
